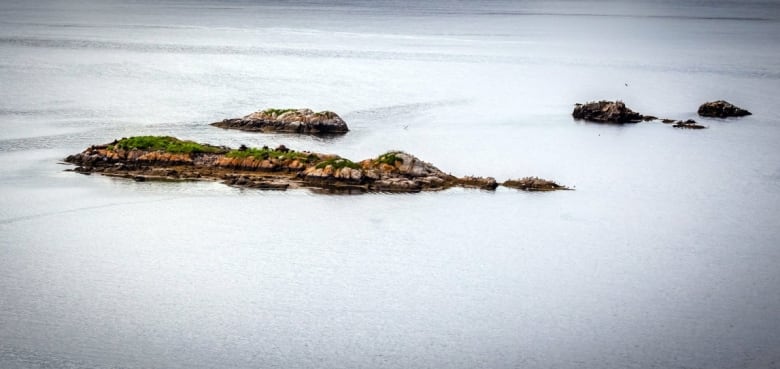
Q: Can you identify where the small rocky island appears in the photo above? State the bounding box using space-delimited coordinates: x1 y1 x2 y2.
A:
211 108 349 134
503 177 571 191
572 100 647 123
697 100 751 118
574 99 752 129
64 136 569 193
573 100 707 129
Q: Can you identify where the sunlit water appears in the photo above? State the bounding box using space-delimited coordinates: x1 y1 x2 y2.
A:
1 1 779 368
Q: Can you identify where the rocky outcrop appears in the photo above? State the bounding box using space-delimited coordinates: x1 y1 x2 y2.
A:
64 137 532 194
302 151 462 192
697 100 751 118
211 108 349 134
573 100 712 130
457 176 499 190
502 177 571 191
572 101 644 123
672 119 706 129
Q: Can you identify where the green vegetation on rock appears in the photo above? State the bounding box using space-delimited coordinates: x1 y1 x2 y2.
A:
109 136 225 154
315 157 361 170
262 108 298 116
261 108 337 118
226 147 316 162
374 152 404 166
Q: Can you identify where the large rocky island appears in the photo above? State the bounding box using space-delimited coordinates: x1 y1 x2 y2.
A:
64 136 568 193
211 108 349 134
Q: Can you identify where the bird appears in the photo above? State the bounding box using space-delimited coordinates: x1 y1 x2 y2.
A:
403 125 409 130
624 82 629 87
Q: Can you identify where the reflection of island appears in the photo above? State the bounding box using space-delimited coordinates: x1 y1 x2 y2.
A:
211 108 349 134
64 136 570 193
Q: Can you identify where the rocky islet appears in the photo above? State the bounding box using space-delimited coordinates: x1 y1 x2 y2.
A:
502 177 571 191
210 108 349 134
65 99 752 194
573 99 752 129
697 100 751 118
64 136 562 193
572 100 645 124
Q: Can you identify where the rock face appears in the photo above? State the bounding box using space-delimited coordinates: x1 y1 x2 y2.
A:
211 108 349 134
572 101 644 123
697 100 751 118
502 177 571 191
64 137 519 193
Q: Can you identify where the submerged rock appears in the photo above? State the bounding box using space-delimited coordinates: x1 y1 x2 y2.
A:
572 101 644 123
697 100 751 118
502 177 571 191
211 108 349 134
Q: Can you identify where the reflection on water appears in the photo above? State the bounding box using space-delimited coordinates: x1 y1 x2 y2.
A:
1 0 780 368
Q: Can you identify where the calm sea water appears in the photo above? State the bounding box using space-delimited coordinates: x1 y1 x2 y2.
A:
1 1 779 368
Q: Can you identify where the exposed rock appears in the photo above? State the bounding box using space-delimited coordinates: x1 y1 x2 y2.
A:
502 177 571 191
457 176 499 190
275 144 290 152
697 100 751 118
303 164 366 190
573 101 716 131
572 101 644 123
673 119 707 129
211 108 349 134
64 137 528 194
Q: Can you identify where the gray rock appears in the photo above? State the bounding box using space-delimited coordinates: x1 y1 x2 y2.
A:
211 108 349 134
572 100 644 123
697 100 751 118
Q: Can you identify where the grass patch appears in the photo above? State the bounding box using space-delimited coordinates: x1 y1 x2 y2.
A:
262 108 298 116
109 136 225 154
225 147 316 162
374 152 404 166
315 157 360 170
260 109 338 119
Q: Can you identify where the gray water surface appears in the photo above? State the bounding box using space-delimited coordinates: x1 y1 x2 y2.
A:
1 1 779 368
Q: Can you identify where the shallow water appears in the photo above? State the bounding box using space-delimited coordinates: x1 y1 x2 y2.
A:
1 1 780 368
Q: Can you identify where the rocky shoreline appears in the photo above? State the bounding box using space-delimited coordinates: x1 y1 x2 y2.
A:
64 136 568 193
